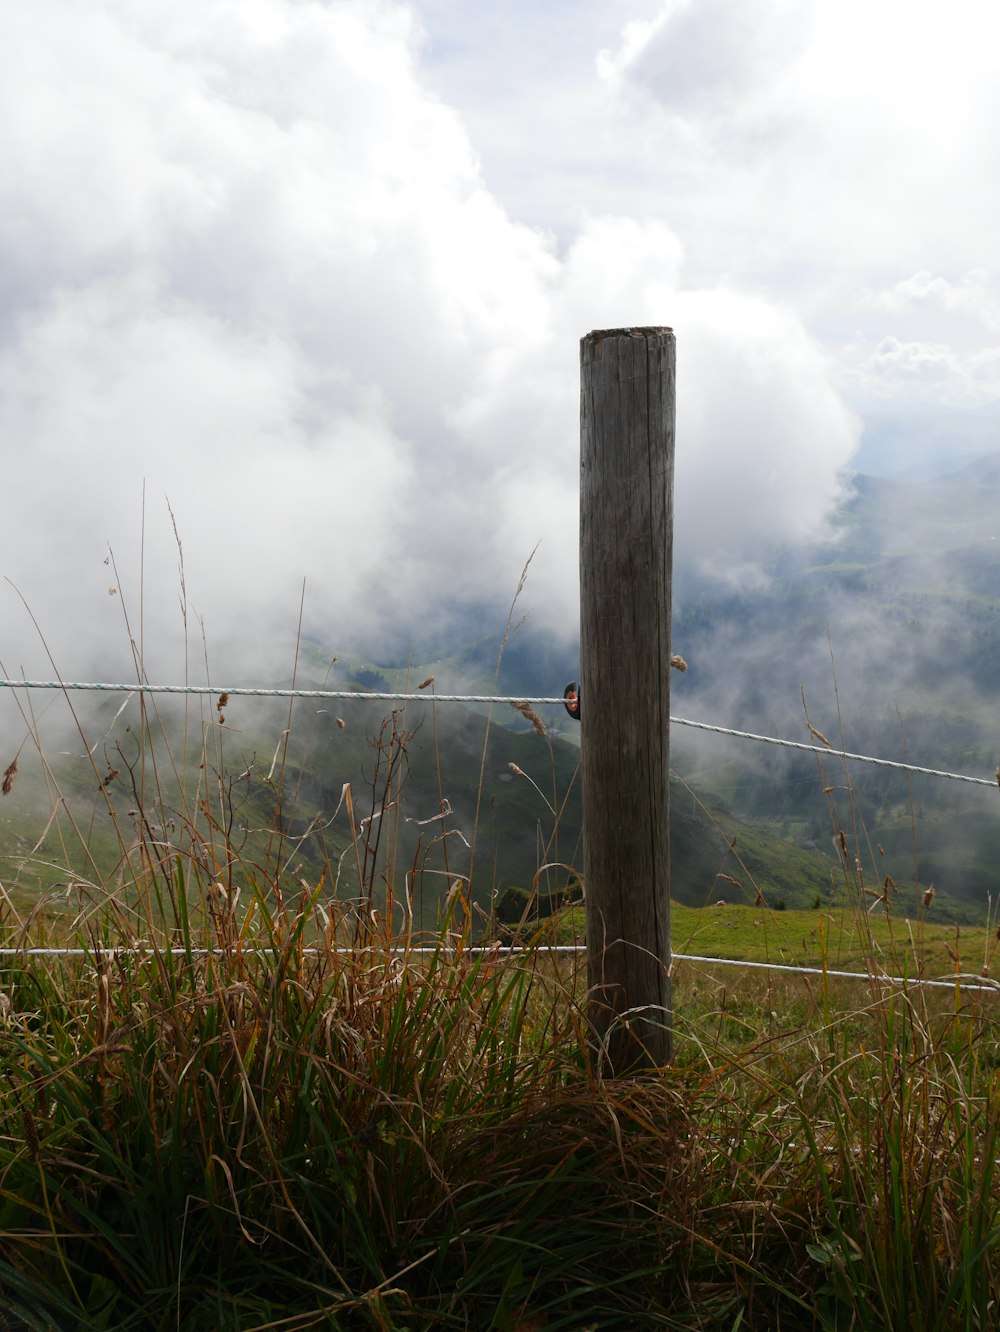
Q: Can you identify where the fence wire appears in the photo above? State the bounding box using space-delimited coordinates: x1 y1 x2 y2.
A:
0 945 996 995
1 677 998 788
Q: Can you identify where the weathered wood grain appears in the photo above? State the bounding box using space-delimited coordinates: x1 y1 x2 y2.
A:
580 326 675 1073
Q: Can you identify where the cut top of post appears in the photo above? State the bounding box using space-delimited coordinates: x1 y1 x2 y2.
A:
584 326 673 344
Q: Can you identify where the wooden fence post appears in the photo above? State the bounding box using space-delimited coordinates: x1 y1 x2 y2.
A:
580 326 675 1074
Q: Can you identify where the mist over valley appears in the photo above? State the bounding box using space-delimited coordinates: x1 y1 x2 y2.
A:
4 447 999 929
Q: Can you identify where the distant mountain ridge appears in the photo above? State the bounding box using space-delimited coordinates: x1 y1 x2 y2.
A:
854 402 1000 479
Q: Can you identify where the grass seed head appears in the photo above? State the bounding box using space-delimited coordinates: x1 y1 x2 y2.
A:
23 1107 40 1161
509 700 546 737
808 722 831 747
1 759 16 795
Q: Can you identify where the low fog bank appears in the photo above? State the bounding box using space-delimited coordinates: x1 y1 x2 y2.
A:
673 450 1000 765
4 452 1000 921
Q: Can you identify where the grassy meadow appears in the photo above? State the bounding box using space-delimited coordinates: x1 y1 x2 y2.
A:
1 670 1000 1330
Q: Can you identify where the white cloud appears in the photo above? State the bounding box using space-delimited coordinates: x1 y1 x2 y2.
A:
838 333 1000 407
599 0 806 121
0 275 417 676
669 288 858 574
449 216 859 596
0 0 862 686
860 271 999 330
592 0 1000 360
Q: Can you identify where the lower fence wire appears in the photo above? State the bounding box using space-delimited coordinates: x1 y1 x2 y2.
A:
0 947 996 994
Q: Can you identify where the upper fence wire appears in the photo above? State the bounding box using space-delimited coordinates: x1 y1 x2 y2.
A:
1 676 997 789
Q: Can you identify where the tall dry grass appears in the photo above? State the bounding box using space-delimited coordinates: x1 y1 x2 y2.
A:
0 624 998 1328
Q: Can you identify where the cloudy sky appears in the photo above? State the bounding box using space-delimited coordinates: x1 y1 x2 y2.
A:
1 0 998 685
